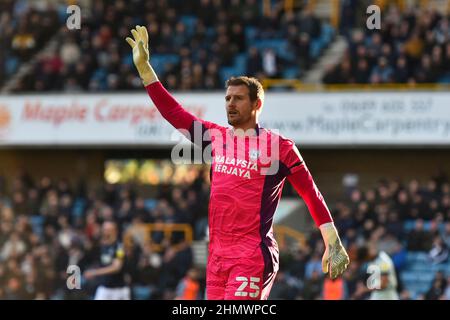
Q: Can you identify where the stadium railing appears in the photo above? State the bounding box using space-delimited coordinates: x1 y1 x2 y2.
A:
274 225 307 251
261 79 450 91
124 223 193 252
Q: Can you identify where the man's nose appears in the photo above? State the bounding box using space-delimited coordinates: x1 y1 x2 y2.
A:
227 102 237 109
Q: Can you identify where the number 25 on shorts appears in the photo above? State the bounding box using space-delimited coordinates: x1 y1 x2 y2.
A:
234 276 260 298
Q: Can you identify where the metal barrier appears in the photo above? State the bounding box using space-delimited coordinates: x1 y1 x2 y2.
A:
262 78 450 92
125 223 307 253
274 225 307 250
124 223 193 252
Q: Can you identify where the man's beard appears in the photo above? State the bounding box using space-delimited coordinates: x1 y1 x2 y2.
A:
227 113 248 126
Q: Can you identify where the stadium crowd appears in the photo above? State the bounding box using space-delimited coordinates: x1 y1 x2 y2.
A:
323 5 450 84
3 0 326 93
2 1 448 91
0 166 449 300
0 0 60 87
0 169 210 299
270 170 450 300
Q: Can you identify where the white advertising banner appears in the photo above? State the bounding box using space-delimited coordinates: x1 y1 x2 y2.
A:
0 91 449 146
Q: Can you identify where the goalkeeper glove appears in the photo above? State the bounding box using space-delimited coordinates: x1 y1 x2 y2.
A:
125 25 158 86
319 222 350 279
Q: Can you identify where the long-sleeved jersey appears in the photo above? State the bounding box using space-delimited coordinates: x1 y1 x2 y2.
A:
146 82 332 273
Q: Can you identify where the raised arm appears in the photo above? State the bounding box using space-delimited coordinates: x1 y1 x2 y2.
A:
126 25 201 132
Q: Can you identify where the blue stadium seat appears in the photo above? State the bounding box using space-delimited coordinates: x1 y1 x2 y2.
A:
310 39 322 59
72 198 86 220
233 53 247 75
122 54 133 67
321 23 335 44
179 15 198 37
249 38 295 62
404 220 416 232
220 66 238 84
30 215 44 238
206 27 216 38
401 270 435 283
282 67 300 79
5 56 19 76
403 220 436 232
438 73 450 84
151 54 180 74
406 251 430 263
144 199 157 211
245 27 258 41
251 39 286 52
132 285 152 300
234 53 247 68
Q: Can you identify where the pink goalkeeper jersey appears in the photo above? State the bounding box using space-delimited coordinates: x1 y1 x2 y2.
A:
146 82 332 272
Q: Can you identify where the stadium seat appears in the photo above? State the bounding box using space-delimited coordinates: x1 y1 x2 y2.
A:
438 73 450 84
233 53 247 75
5 56 19 76
310 39 323 59
245 27 258 41
220 66 238 85
30 215 44 238
72 198 86 219
144 199 157 211
151 54 180 74
321 23 335 44
179 15 198 37
282 67 300 79
132 285 152 300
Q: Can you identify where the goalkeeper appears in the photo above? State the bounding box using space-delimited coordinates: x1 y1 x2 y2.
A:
126 25 349 300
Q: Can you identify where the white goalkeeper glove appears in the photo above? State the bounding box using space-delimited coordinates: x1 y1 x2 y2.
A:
125 25 158 86
319 222 350 279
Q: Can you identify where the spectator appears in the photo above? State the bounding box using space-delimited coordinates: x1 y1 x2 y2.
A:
425 277 446 300
8 0 333 92
246 47 263 76
302 269 323 300
354 59 370 84
261 48 280 78
429 235 449 264
323 277 347 300
370 57 394 83
407 219 433 251
175 268 201 300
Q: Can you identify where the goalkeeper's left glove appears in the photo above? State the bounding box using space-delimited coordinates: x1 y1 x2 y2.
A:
319 222 350 279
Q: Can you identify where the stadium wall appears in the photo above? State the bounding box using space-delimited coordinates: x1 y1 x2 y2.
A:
0 148 448 201
0 91 449 146
0 91 448 199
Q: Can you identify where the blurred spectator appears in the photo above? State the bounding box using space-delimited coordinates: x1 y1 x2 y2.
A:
246 47 263 76
370 57 394 83
323 277 346 300
175 268 201 300
429 236 449 265
425 272 447 300
261 48 281 78
407 219 433 251
7 0 333 92
325 5 450 85
302 269 323 299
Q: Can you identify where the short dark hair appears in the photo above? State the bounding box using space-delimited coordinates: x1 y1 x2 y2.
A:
225 76 265 103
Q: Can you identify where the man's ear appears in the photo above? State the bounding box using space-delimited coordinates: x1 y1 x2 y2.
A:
254 99 262 112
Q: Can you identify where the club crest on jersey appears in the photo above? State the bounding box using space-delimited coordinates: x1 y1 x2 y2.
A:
249 149 260 160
